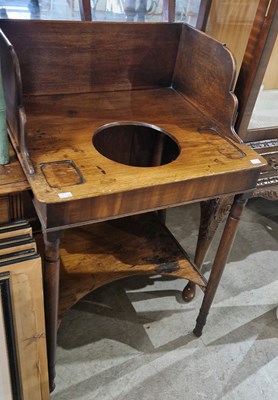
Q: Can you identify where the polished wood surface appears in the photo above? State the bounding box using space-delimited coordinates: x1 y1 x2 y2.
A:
0 21 180 96
24 88 263 230
173 23 238 139
0 20 265 231
0 20 267 391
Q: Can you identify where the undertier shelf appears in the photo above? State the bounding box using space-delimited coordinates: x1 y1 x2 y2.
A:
56 213 207 320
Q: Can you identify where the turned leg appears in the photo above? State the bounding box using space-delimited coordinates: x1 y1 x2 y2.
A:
183 196 234 302
43 231 62 392
193 194 248 337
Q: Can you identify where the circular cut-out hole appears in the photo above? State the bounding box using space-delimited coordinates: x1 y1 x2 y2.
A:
93 122 180 167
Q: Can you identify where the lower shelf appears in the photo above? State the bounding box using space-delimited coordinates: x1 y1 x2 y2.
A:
57 213 206 320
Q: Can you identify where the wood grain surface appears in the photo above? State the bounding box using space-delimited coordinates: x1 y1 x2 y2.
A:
0 20 266 232
46 213 207 320
0 21 181 95
0 20 268 391
23 88 265 229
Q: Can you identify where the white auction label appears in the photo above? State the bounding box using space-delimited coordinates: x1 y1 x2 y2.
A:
58 192 73 199
250 159 261 164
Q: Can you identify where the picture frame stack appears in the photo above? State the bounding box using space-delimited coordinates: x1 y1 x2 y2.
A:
0 220 49 400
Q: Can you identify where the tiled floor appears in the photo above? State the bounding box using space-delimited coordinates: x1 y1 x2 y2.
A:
51 198 278 400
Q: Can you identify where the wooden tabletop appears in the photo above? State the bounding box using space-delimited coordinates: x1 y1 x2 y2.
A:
22 88 266 229
0 20 266 229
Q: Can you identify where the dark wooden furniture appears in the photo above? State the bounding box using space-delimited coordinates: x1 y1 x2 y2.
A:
0 20 265 392
183 0 278 301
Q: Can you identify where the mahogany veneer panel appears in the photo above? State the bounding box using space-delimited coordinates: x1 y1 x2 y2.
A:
0 21 181 95
173 23 238 138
